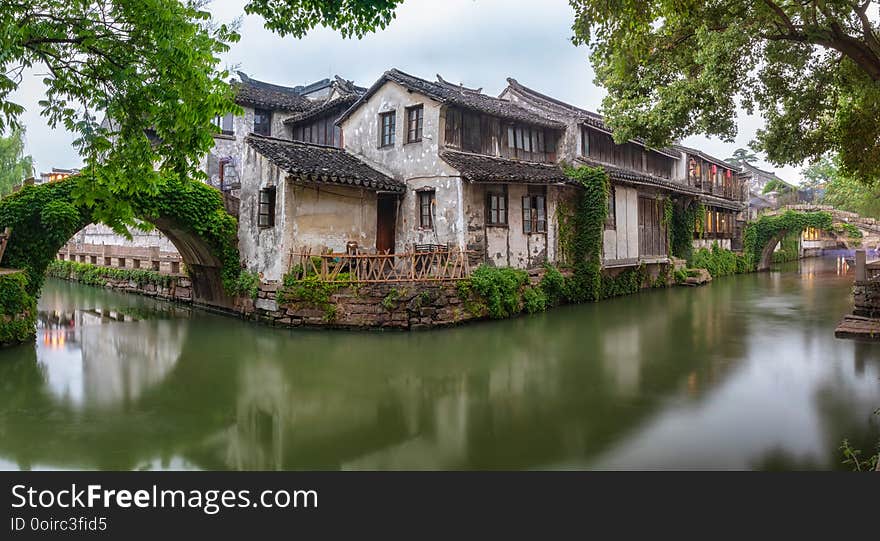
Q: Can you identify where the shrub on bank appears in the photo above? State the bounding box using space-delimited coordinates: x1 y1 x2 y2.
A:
46 259 175 288
0 271 37 345
691 243 750 278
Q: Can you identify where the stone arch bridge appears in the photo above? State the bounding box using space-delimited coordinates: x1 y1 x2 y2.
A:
756 205 880 271
0 176 241 310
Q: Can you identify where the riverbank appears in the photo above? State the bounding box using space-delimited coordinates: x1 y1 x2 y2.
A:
44 258 677 331
0 269 37 345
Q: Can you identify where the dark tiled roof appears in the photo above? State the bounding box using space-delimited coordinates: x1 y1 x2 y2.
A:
246 135 404 193
575 157 702 196
283 95 360 126
504 78 679 158
233 73 312 113
441 150 568 184
338 69 564 129
674 145 739 170
700 194 747 211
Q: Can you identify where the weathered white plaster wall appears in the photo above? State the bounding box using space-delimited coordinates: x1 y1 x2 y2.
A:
239 145 379 281
341 81 464 252
239 146 290 281
288 184 377 254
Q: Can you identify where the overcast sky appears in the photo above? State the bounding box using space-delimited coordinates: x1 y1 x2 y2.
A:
12 0 804 182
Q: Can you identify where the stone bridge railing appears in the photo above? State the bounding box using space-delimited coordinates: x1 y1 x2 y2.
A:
769 205 880 234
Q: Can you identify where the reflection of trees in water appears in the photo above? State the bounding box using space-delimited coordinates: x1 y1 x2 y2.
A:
2 269 867 471
180 282 755 471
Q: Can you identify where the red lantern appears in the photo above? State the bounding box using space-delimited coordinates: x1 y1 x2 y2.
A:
711 164 717 175
726 169 732 178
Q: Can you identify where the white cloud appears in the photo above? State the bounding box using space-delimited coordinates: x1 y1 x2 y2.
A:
11 0 805 183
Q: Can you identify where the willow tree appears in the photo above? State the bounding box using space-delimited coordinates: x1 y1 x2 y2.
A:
570 1 880 183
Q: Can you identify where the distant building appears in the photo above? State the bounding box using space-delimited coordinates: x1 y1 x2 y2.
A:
38 168 79 184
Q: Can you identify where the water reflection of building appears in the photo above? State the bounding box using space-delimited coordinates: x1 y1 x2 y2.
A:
36 308 184 408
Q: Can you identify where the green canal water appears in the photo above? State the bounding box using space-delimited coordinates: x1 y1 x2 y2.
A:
1 256 879 470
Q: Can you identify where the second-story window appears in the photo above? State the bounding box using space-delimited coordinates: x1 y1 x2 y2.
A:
406 105 423 143
213 113 234 136
379 111 396 148
486 187 508 226
254 109 272 136
418 190 435 229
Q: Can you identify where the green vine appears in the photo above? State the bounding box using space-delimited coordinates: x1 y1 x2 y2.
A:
0 271 37 345
279 272 351 322
562 165 609 303
692 243 750 277
670 198 699 262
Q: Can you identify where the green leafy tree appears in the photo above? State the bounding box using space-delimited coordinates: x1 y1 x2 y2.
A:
726 148 758 168
817 155 880 218
0 127 34 196
245 0 404 38
0 1 240 231
570 1 880 184
801 156 837 190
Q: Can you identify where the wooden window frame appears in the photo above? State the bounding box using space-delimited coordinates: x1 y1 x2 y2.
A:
406 104 424 143
605 185 616 229
418 190 435 230
486 187 508 227
253 109 272 137
214 113 234 136
379 111 396 148
258 187 276 228
522 188 547 234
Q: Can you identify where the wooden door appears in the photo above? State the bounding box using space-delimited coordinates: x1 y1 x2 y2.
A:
638 197 668 257
376 195 397 254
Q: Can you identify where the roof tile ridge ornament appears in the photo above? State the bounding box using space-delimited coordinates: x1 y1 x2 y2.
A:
435 74 482 94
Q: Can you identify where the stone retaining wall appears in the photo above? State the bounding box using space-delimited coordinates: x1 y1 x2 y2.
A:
238 282 479 330
55 273 195 304
853 280 880 318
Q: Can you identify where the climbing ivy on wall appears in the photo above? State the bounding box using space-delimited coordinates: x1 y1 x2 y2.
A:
562 165 609 302
743 210 834 269
670 198 699 262
0 271 37 344
0 176 241 298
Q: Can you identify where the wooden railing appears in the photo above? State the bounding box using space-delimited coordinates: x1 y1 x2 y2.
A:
288 247 474 283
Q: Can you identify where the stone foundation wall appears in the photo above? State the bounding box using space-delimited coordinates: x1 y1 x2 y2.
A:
853 280 880 318
240 282 479 330
54 273 195 304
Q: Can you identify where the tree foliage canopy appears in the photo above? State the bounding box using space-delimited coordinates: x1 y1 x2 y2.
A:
245 0 404 39
570 1 880 183
0 0 240 230
810 154 880 218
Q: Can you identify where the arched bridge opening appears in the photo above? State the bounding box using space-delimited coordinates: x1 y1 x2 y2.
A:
0 176 240 309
